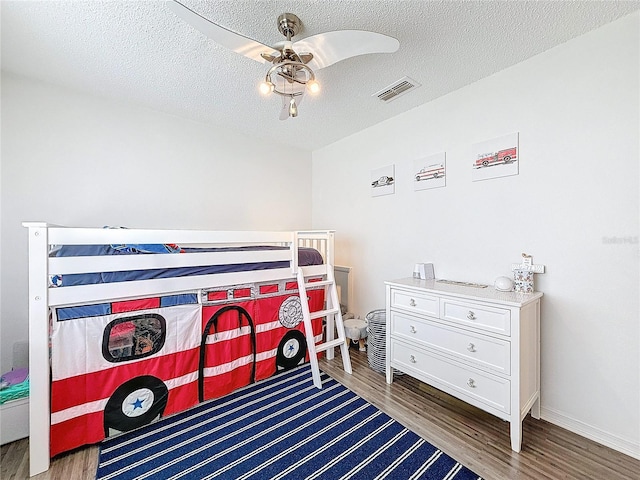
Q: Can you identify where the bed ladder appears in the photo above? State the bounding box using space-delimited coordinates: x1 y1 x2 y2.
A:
297 266 352 389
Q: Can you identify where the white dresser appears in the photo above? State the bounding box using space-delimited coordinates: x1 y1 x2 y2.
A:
385 277 542 452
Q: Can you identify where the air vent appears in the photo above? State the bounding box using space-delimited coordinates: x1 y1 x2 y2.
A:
373 76 421 102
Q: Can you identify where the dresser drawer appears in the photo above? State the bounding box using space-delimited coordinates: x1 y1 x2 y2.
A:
390 312 511 375
440 299 511 336
390 340 510 414
390 288 439 317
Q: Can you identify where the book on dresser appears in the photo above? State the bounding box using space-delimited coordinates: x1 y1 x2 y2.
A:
384 277 543 452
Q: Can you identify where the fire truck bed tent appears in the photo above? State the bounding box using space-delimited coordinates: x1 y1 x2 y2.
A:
22 223 338 477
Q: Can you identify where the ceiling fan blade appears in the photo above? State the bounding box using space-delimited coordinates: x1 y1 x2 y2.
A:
293 30 399 70
166 1 276 63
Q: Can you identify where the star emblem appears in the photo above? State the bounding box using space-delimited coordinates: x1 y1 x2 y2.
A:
131 398 144 410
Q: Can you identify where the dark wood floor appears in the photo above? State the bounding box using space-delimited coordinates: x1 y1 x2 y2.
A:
2 349 638 479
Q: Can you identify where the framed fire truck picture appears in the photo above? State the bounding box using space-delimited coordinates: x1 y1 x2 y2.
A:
471 132 519 182
414 152 446 191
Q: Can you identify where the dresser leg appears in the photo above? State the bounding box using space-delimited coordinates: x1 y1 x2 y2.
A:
531 396 541 419
385 365 393 384
510 421 523 452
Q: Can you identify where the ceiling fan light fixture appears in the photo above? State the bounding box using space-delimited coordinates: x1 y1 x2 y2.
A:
264 60 316 96
307 79 320 95
262 60 316 117
259 80 275 95
289 97 298 117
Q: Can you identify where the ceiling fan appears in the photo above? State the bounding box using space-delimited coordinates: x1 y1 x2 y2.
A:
166 1 400 119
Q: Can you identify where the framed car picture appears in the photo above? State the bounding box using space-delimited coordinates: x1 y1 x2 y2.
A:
371 164 395 197
414 152 446 191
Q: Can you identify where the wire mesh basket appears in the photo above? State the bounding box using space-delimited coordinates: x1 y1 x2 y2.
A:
365 309 402 376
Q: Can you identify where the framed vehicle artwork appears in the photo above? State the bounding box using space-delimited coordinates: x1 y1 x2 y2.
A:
371 164 395 197
414 152 446 191
472 132 519 182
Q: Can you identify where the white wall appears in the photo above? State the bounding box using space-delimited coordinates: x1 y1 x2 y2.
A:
0 73 313 373
312 13 639 458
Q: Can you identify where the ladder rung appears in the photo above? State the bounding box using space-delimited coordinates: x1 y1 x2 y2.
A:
304 280 333 288
315 338 345 353
310 308 340 320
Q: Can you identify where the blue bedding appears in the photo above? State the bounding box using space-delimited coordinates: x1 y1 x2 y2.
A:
50 245 323 287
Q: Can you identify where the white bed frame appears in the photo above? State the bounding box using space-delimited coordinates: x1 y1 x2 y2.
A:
23 222 339 477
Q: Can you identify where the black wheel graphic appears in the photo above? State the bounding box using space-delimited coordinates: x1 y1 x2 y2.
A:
276 330 307 370
482 160 489 167
503 156 512 163
104 375 168 436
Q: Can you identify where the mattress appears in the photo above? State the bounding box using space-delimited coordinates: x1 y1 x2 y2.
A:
50 244 323 287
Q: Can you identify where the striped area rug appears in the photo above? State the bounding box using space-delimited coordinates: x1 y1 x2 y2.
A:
96 365 482 480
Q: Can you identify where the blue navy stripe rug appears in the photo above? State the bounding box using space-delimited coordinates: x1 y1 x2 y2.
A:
96 365 482 479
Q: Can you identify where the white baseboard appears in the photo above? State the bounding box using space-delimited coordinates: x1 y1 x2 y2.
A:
541 406 640 460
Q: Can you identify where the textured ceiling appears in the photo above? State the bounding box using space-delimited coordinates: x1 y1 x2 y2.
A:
2 1 639 151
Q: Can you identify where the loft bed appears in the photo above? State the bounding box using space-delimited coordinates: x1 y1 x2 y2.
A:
23 223 342 477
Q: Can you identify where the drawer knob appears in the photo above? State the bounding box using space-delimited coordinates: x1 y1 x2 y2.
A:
467 343 476 353
410 325 417 334
409 355 417 363
409 298 417 307
467 378 476 388
467 311 476 320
